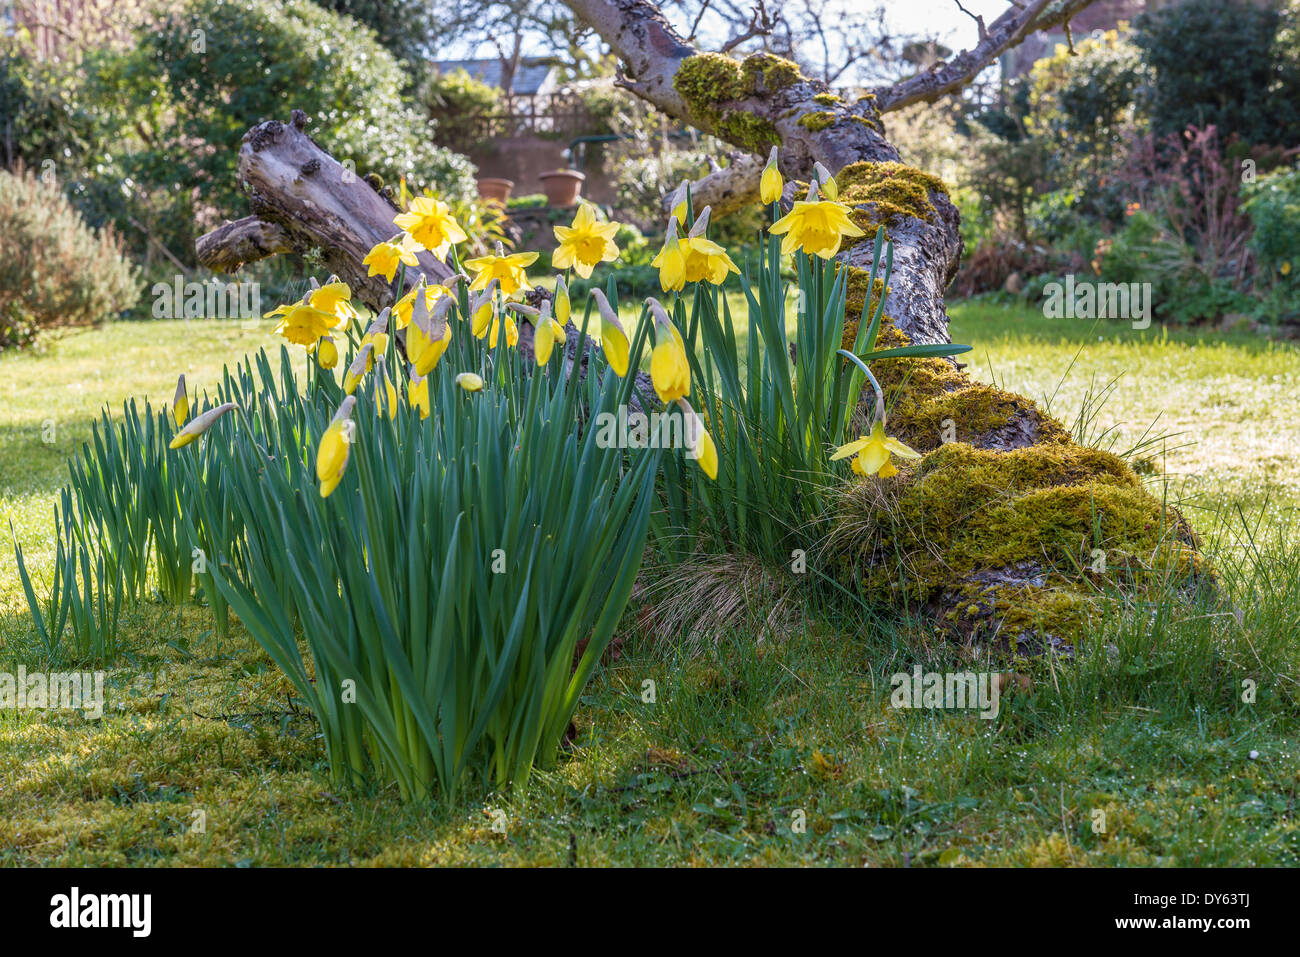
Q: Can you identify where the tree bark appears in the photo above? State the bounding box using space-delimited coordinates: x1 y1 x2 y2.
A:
196 109 452 312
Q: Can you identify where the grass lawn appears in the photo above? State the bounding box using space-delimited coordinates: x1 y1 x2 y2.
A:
1 308 1298 866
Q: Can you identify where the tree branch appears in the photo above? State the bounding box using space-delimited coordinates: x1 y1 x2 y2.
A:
873 0 1098 113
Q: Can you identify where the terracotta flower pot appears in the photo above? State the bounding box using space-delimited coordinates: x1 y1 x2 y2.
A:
476 177 514 204
539 169 585 207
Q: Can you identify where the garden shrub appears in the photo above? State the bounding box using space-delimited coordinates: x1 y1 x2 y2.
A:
0 167 139 349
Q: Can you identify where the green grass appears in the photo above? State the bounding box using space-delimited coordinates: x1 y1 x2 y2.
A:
1 311 1298 866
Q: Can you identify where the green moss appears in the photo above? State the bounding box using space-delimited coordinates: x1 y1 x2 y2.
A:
813 92 842 106
672 53 787 149
842 267 888 323
798 111 836 132
673 53 748 110
827 368 1205 648
716 110 781 151
739 53 804 92
849 115 881 134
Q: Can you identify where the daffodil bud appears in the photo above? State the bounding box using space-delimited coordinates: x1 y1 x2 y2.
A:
590 288 630 378
676 398 718 480
456 372 484 392
813 162 838 200
172 374 189 427
317 396 357 498
554 276 570 324
374 354 397 419
318 336 339 369
667 181 689 225
687 206 711 239
344 343 374 395
169 402 237 449
760 146 783 205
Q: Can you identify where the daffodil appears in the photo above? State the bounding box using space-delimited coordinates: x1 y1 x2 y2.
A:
393 196 467 258
812 162 838 200
169 402 237 449
363 234 421 282
373 355 397 419
393 280 448 329
316 396 356 498
666 182 690 226
552 203 620 278
317 336 339 369
465 246 539 296
408 370 430 419
553 276 570 324
408 300 453 376
650 219 686 292
343 343 374 395
680 208 739 285
831 421 920 478
678 398 718 480
361 310 390 357
272 302 338 346
172 374 189 427
769 192 866 260
469 284 498 337
590 289 629 377
760 146 783 205
532 302 566 365
648 298 689 402
456 372 484 392
309 280 357 328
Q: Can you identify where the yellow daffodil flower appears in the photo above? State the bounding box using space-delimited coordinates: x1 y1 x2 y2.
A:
169 402 237 450
769 196 866 260
456 372 484 392
408 370 430 419
678 398 718 480
363 234 421 282
271 302 338 346
465 247 539 296
552 203 620 278
317 336 339 369
316 396 356 498
648 299 689 402
309 280 357 328
760 146 783 205
590 289 629 377
831 421 920 478
172 374 189 427
650 219 686 292
393 196 467 259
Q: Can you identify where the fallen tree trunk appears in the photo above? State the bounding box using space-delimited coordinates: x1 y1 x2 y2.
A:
196 109 452 312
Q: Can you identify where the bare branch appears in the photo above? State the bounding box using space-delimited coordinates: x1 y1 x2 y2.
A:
873 0 1099 113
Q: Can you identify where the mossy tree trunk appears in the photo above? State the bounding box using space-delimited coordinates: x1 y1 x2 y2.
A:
562 0 1208 653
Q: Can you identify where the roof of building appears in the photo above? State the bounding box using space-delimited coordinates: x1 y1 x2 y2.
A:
430 58 558 96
